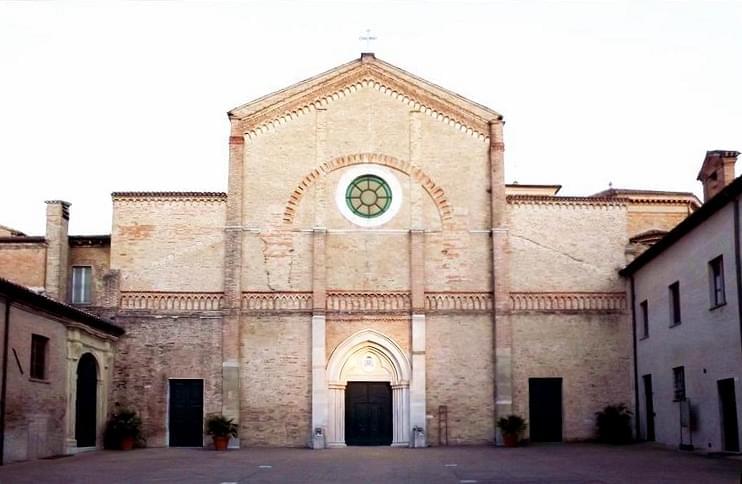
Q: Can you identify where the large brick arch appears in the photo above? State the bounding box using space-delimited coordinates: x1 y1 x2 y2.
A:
282 153 454 228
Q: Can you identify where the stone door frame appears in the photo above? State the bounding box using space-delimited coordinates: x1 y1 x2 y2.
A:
324 329 410 447
65 328 114 454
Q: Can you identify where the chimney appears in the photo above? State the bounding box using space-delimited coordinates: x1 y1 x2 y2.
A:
697 150 739 202
44 200 70 301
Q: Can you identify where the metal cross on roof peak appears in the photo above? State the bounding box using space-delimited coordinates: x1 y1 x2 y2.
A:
359 29 377 53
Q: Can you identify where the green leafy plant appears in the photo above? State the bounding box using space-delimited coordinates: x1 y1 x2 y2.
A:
205 414 238 438
595 404 633 444
103 408 143 449
497 414 527 436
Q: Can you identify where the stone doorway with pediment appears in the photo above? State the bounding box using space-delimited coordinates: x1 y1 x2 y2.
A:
325 330 410 447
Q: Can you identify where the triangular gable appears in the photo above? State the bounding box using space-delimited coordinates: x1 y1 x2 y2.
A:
228 54 502 140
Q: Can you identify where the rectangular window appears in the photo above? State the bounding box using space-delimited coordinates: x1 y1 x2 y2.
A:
709 256 726 308
673 366 686 401
640 300 649 338
669 281 681 326
30 334 49 380
71 266 92 304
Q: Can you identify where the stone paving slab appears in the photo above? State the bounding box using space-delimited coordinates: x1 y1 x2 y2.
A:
0 443 740 483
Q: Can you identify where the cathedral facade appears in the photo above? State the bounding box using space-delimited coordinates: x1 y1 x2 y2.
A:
0 54 700 449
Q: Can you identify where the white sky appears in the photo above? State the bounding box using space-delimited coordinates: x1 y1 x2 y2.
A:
1 0 741 235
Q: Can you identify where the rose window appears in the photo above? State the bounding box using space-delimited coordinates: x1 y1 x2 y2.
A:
344 175 392 218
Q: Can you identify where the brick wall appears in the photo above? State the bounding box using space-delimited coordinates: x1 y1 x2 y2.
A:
111 198 225 292
508 202 628 292
326 317 410 360
0 244 46 289
627 208 690 237
111 314 223 447
69 246 110 307
1 303 68 462
242 232 312 292
240 315 311 446
426 314 495 445
511 312 632 441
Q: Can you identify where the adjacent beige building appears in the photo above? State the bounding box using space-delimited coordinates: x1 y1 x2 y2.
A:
622 151 742 453
0 277 123 463
0 54 703 449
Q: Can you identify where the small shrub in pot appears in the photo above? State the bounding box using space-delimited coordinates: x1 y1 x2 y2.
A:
205 414 238 450
497 415 527 447
595 404 633 444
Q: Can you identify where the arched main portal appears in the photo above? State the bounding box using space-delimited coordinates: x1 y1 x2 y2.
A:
326 330 410 447
75 353 98 447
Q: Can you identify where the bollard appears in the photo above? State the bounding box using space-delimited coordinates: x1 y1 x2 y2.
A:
412 426 426 448
312 427 326 449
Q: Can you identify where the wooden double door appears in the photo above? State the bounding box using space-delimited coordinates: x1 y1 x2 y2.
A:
345 382 393 446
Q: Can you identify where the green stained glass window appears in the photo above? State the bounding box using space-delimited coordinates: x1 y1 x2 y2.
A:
345 174 392 218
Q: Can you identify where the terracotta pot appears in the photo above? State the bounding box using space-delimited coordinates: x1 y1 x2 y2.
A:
120 436 135 450
213 436 229 451
503 433 519 448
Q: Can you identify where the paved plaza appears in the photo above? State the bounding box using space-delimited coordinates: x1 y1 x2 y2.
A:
0 443 739 483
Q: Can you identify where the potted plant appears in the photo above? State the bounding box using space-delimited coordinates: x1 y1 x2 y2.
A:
595 404 633 444
104 408 142 450
205 414 238 450
497 414 527 447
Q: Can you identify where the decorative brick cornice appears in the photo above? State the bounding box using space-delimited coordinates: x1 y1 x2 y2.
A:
509 291 626 312
115 290 625 315
112 192 227 203
119 292 224 312
242 290 496 314
591 188 702 209
507 195 629 207
242 292 312 312
425 292 493 312
235 63 494 143
625 197 700 206
283 153 454 228
327 291 410 313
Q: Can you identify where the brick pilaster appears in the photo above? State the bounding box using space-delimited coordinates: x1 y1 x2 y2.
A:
222 127 244 444
311 108 329 446
409 110 425 312
490 120 513 440
408 109 427 445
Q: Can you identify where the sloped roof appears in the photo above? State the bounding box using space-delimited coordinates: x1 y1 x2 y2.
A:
0 224 26 237
228 54 502 138
0 277 124 337
620 175 742 276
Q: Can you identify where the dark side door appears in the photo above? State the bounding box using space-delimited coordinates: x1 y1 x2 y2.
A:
345 381 392 446
75 354 98 447
529 377 563 442
643 374 656 441
718 378 740 452
169 379 204 447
